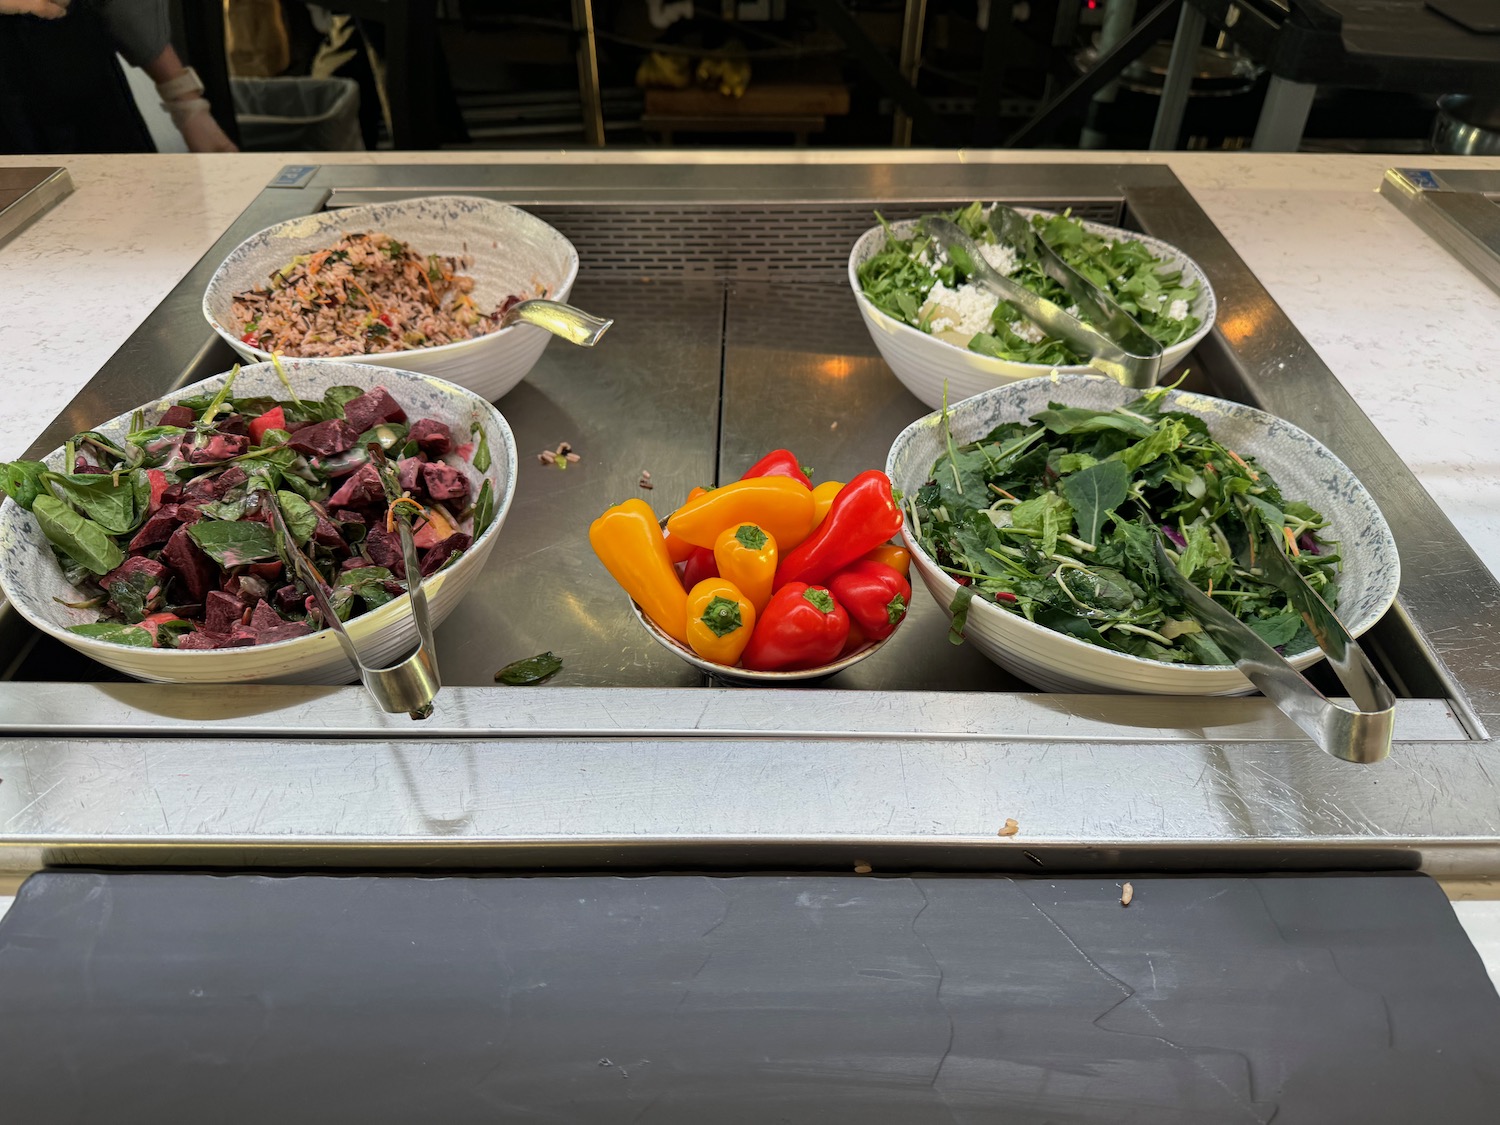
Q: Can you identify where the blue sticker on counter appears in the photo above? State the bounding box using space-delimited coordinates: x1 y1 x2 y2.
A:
1404 169 1440 190
269 165 318 188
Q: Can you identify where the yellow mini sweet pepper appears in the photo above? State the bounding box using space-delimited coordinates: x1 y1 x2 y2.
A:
713 522 778 614
663 486 709 564
589 498 689 645
810 480 844 526
686 578 757 666
666 476 816 551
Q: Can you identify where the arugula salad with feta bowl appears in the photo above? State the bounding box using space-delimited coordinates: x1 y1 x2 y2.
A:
849 203 1216 409
885 374 1399 695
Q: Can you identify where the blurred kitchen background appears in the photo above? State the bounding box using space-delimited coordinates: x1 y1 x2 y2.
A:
88 0 1500 156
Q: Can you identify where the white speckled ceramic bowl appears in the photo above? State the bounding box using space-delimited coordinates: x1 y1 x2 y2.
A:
0 360 517 685
627 596 897 686
204 196 579 402
886 374 1400 695
849 210 1217 409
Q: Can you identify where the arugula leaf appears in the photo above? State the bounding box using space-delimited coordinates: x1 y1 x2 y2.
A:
1059 460 1129 548
1247 611 1304 648
472 424 492 474
947 586 974 645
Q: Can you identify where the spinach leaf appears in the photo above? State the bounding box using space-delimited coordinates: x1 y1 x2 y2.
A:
187 520 278 567
45 470 146 535
66 622 154 648
494 651 563 685
0 460 48 510
275 490 319 543
32 494 124 575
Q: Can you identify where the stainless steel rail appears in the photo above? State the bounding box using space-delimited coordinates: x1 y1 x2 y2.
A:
3 161 1498 877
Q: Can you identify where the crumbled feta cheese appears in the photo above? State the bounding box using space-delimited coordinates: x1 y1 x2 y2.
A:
924 280 997 336
930 317 955 334
1065 304 1081 320
978 241 1018 277
1168 298 1189 320
1010 319 1046 344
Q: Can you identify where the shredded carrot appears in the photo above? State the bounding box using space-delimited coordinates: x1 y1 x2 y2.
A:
1206 578 1214 596
1283 526 1300 557
345 275 382 315
385 497 428 534
1226 449 1260 481
420 266 440 308
989 483 1018 501
1204 462 1217 474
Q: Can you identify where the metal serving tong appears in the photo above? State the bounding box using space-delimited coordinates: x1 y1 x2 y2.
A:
497 297 613 347
1151 526 1394 764
926 206 1163 389
266 445 440 720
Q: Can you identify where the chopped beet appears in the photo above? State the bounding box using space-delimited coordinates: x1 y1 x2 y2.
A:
364 525 406 577
289 418 360 457
72 456 106 474
396 457 425 496
332 508 365 524
204 589 247 635
408 418 453 457
341 386 407 434
186 434 249 463
226 625 260 648
327 463 385 509
274 584 305 616
248 560 283 581
180 474 220 502
158 404 196 428
340 555 371 570
161 526 217 603
254 621 313 646
100 555 172 596
215 465 249 494
420 532 472 576
312 514 348 551
176 630 231 651
249 599 283 631
217 414 249 437
421 461 469 503
159 484 185 505
127 505 183 551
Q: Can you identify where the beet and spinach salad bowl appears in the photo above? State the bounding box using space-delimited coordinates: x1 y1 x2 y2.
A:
0 359 517 685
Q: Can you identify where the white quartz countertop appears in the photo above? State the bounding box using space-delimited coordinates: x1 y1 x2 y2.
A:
3 149 1499 581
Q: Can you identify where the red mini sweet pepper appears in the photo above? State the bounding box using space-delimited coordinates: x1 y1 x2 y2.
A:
828 559 910 642
741 583 849 671
773 469 903 590
740 448 813 489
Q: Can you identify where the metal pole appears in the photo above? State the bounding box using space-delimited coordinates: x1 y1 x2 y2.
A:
572 0 606 147
1252 76 1316 152
892 0 929 147
1149 1 1203 150
1081 0 1138 149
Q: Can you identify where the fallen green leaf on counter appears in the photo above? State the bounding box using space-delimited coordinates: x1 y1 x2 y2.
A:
494 651 564 685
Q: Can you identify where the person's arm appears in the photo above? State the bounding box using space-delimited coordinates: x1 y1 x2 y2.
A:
98 0 238 152
0 0 69 16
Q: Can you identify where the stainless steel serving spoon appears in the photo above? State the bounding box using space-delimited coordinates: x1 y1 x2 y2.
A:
497 298 613 347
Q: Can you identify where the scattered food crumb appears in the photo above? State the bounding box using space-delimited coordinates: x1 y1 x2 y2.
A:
830 421 839 431
998 817 1020 837
1121 882 1134 907
639 469 653 490
853 861 873 874
538 441 580 470
597 1058 612 1068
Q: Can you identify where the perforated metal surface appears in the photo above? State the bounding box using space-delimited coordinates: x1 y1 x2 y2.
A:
498 201 1125 283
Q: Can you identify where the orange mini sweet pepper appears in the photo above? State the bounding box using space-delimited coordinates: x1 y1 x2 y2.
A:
663 486 709 564
863 543 911 578
686 578 757 666
589 498 689 645
713 522 778 614
666 476 816 552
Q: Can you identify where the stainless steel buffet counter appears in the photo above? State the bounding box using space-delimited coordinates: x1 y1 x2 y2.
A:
1 162 1497 877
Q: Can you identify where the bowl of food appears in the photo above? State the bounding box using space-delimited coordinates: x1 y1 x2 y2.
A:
850 204 1216 409
204 196 579 401
886 374 1399 694
590 452 912 685
0 359 517 685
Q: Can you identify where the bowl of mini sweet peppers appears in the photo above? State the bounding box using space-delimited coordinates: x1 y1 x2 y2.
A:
590 448 914 684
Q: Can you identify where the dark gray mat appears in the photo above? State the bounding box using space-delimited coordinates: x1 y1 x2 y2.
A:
0 871 1497 1123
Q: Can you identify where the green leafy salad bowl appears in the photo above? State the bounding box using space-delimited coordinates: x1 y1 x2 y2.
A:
886 374 1400 695
0 359 517 686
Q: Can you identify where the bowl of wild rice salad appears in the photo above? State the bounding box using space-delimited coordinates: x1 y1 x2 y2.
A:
204 196 579 402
